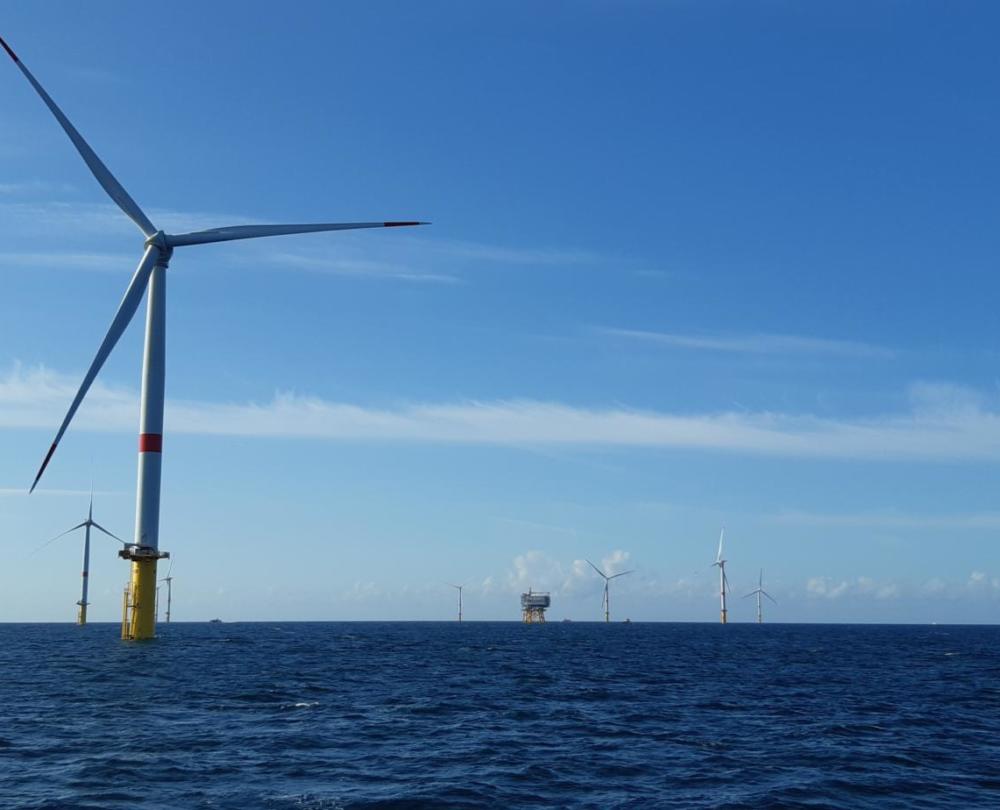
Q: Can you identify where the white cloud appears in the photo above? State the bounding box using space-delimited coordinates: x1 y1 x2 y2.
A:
498 550 632 598
9 365 1000 462
505 550 564 594
600 549 631 576
807 576 850 599
600 327 894 359
967 571 1000 593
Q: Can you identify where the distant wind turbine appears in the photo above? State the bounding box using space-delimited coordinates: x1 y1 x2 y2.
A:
744 568 776 624
711 528 731 624
36 490 128 625
1 35 427 640
586 560 633 623
449 584 463 622
160 560 174 624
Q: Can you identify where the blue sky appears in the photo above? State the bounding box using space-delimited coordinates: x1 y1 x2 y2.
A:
2 1 1000 623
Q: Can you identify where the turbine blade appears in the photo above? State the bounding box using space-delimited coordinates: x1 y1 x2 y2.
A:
29 246 160 492
33 522 87 554
0 37 156 237
763 591 778 604
167 221 428 247
716 528 725 562
743 590 756 599
585 559 607 579
90 521 127 545
608 570 634 579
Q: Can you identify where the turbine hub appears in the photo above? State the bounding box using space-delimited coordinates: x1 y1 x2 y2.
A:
144 230 173 262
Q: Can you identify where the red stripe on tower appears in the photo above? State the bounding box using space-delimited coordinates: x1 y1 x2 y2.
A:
138 433 163 453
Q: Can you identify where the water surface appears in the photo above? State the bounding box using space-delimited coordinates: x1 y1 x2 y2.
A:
1 622 998 808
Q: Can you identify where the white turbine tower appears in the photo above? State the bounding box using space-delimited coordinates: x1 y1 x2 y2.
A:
37 490 128 625
2 36 426 640
449 584 463 622
160 560 174 624
744 568 776 624
711 528 731 624
586 560 634 623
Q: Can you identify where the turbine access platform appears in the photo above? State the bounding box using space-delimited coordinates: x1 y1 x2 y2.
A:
521 590 551 623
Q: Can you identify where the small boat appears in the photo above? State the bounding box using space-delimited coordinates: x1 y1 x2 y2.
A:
209 618 223 623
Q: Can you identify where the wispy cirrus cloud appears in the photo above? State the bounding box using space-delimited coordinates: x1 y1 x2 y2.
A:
426 238 602 266
6 366 1000 462
0 197 601 282
263 252 460 284
772 510 1000 531
600 327 895 359
0 251 134 273
0 180 78 196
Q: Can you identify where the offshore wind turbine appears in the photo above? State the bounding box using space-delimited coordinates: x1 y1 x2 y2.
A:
2 36 426 640
37 490 128 625
586 560 633 623
160 560 174 624
744 569 776 624
711 528 731 624
449 584 463 622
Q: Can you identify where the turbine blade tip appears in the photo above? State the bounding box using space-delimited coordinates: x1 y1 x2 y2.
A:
30 442 58 493
0 36 18 63
383 221 428 227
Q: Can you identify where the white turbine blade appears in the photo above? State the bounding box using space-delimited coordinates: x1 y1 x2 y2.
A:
716 528 725 562
585 559 607 579
167 221 428 247
608 570 634 580
29 246 159 492
1 37 156 237
743 590 757 599
763 590 778 605
90 521 127 545
32 522 87 554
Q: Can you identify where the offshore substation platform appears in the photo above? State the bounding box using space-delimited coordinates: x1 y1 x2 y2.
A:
521 589 551 623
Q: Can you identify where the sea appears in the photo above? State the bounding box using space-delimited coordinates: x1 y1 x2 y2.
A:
0 622 997 809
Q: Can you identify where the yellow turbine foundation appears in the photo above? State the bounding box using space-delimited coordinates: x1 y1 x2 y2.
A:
122 558 158 640
77 603 87 626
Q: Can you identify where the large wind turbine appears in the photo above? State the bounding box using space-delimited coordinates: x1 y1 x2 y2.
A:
586 560 633 623
744 568 776 624
37 491 128 625
449 584 463 622
2 36 426 640
712 528 731 624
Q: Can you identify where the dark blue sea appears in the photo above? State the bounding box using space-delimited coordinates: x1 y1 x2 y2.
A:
1 622 998 809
